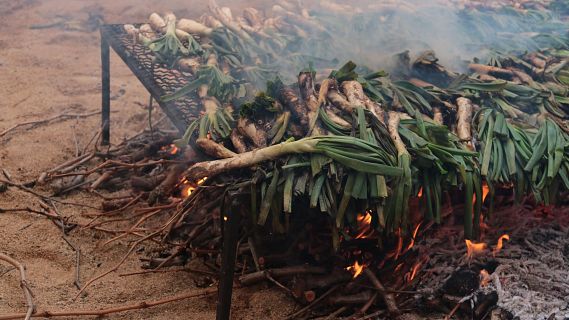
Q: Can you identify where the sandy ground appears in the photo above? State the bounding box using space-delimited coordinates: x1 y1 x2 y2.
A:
0 0 295 319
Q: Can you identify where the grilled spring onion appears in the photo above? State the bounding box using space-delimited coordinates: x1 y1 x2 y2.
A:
145 13 190 63
524 118 569 204
185 135 403 181
474 108 533 205
172 98 234 148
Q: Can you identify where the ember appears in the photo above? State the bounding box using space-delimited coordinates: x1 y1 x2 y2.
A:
347 261 365 278
479 269 491 287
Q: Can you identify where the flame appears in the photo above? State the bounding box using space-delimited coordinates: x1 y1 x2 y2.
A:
480 269 491 287
406 222 422 251
181 184 195 198
347 261 365 278
162 144 180 155
355 210 373 239
482 183 489 202
465 239 487 259
417 187 423 198
394 228 403 260
405 261 422 282
493 234 509 256
180 177 207 198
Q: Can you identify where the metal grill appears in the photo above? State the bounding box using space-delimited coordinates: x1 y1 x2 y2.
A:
100 24 201 144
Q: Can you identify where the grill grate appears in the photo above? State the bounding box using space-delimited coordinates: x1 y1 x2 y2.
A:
100 24 201 136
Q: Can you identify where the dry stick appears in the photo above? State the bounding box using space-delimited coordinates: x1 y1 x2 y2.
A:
352 309 385 320
0 111 102 138
323 306 348 320
74 208 185 299
51 159 182 179
82 129 102 156
0 254 35 320
239 265 327 286
61 236 81 290
0 289 216 320
0 178 99 209
363 268 399 316
285 285 341 320
0 207 45 215
119 267 216 277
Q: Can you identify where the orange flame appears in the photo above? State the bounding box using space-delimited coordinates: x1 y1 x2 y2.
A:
482 183 489 202
162 144 180 155
394 228 403 260
417 187 423 198
355 210 373 239
405 261 422 282
406 222 422 251
493 234 509 257
180 177 208 198
465 239 487 259
480 269 491 287
347 261 365 278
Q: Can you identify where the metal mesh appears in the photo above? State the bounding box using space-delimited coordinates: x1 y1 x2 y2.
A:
101 24 201 132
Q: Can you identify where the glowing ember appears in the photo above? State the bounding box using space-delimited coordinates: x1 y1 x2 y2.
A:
480 269 491 287
180 177 207 198
482 182 490 202
181 184 195 198
355 210 373 239
394 228 403 260
406 222 422 251
405 261 422 282
346 261 365 278
493 234 510 256
417 187 423 198
161 144 180 155
465 239 487 259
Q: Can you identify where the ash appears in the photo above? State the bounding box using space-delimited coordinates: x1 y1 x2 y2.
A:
492 225 569 320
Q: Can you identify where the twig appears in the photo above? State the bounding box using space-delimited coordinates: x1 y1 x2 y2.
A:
0 178 99 209
0 111 102 138
0 253 35 320
119 267 216 277
0 266 16 278
363 268 399 316
74 207 185 299
62 236 81 290
285 285 340 320
352 309 385 320
0 289 216 320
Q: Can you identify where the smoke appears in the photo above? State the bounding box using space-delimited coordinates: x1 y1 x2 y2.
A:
283 0 567 77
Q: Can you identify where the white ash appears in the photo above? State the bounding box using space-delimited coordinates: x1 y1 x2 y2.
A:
490 226 569 320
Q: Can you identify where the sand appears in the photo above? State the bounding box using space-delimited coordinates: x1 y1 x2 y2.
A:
0 0 294 319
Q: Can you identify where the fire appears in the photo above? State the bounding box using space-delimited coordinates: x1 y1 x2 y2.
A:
180 177 208 198
355 210 373 239
394 228 403 260
465 239 487 259
347 261 365 278
181 184 195 198
480 269 491 287
161 144 180 155
482 182 489 202
406 222 422 251
417 187 423 198
405 261 422 282
493 234 509 256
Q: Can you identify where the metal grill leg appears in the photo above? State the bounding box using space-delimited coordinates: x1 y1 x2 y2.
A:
101 32 111 145
216 209 241 320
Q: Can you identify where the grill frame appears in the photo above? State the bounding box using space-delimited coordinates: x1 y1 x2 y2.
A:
100 24 201 144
